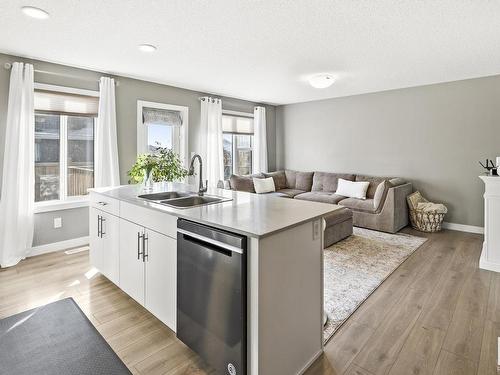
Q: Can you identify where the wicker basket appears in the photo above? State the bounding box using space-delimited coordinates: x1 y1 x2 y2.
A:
407 191 446 233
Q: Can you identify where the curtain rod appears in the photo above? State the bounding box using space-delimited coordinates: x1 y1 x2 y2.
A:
199 96 221 102
199 96 265 110
3 62 119 85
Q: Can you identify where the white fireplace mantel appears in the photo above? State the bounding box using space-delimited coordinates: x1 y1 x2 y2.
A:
479 175 500 272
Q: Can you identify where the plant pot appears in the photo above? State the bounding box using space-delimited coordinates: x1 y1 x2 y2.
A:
143 169 154 192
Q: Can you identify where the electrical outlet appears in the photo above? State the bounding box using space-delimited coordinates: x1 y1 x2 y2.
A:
54 217 62 229
497 337 500 371
313 219 320 240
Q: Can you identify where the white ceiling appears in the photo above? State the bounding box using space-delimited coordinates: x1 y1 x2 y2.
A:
1 1 500 105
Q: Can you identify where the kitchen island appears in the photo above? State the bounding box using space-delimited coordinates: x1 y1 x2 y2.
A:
89 183 341 375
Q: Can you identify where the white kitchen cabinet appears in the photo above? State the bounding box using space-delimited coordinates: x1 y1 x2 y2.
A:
145 229 177 331
90 191 178 332
119 218 146 305
100 212 120 284
118 217 177 331
89 207 102 271
90 207 120 285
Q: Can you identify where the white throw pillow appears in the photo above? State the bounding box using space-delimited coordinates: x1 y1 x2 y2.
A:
335 179 370 200
253 177 276 194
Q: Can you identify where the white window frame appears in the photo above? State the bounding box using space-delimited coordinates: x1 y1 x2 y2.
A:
34 83 99 213
136 100 189 167
222 110 254 179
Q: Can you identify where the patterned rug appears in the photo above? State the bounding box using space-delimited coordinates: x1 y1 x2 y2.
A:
323 227 427 343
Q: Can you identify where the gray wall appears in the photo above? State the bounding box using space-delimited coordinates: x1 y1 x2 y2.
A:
0 53 276 246
277 76 500 227
33 208 89 246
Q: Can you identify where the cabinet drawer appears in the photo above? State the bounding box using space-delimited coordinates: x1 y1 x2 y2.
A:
90 192 120 216
120 201 177 239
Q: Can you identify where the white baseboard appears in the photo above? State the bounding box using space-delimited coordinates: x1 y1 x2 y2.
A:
479 243 500 272
28 236 90 257
442 222 484 234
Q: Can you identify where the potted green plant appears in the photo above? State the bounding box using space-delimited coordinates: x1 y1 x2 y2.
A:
128 145 188 190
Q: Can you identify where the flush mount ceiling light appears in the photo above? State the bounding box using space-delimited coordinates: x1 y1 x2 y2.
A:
308 74 335 89
21 6 49 19
138 44 157 53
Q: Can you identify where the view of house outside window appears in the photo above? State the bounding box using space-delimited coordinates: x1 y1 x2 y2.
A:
223 132 253 180
35 112 95 202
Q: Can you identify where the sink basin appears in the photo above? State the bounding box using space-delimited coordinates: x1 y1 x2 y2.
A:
160 195 230 208
138 190 231 208
138 191 190 201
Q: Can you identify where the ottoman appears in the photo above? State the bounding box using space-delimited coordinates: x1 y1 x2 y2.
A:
324 207 353 248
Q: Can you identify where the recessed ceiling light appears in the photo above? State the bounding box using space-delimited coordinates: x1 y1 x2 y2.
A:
308 74 335 89
138 44 157 53
21 6 49 19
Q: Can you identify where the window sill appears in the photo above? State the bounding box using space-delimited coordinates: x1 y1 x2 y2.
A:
34 199 89 214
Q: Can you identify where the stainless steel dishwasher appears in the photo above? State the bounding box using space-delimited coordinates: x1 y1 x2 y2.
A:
177 219 247 375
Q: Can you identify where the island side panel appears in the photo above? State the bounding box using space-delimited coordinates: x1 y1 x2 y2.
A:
248 236 259 375
256 219 323 375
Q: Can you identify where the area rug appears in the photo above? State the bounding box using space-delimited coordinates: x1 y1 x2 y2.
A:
0 298 131 375
323 227 427 343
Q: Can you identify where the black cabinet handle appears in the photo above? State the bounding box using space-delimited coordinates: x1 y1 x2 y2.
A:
100 217 106 237
142 233 149 262
137 232 144 260
97 215 101 237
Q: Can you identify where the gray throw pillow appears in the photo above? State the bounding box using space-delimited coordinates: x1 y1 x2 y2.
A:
229 175 255 193
389 177 406 187
229 174 264 193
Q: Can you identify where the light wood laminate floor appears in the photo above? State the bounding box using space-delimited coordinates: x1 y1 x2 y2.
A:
0 229 495 375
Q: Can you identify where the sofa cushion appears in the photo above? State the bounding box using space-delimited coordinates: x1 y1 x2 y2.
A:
355 175 390 199
264 171 287 190
253 177 276 194
295 172 314 191
324 207 353 226
336 179 370 199
389 177 406 187
276 188 307 198
284 170 313 191
268 191 292 198
312 172 356 192
284 170 297 189
295 192 347 205
373 180 390 211
229 173 264 193
339 197 377 213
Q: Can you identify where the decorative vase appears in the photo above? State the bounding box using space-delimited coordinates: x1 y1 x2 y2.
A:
143 169 154 192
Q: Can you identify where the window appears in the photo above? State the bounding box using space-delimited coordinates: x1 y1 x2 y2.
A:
34 84 98 206
137 101 188 164
35 113 60 202
222 112 254 180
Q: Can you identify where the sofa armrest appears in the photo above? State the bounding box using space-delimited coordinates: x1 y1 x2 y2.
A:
382 182 413 232
217 179 231 190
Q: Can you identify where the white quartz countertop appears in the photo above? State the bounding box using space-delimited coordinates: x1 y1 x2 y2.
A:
90 183 342 238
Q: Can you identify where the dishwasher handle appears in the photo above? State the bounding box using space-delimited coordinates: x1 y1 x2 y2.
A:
178 229 244 255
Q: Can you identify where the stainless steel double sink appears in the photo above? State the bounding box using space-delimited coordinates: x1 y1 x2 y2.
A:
138 191 231 208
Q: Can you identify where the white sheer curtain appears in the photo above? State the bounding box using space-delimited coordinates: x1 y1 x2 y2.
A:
0 62 35 267
199 97 223 187
253 106 268 173
95 77 120 187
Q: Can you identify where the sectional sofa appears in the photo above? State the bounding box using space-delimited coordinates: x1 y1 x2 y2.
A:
227 170 412 233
